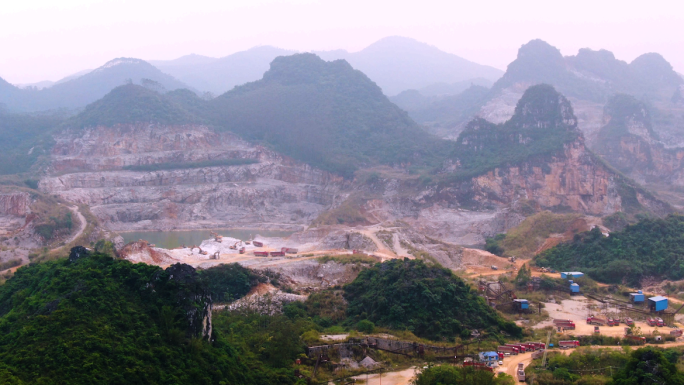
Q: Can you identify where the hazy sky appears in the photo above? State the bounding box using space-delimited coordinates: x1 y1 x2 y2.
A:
2 0 683 84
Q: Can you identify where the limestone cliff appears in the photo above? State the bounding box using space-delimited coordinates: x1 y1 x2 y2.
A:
40 124 345 231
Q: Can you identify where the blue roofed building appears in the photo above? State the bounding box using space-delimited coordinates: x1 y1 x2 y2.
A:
648 296 668 312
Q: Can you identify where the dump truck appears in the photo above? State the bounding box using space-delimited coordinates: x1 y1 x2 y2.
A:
594 326 600 334
656 317 665 327
517 363 525 382
497 346 519 355
622 317 635 326
625 335 646 344
587 316 606 326
254 251 269 257
270 251 285 257
647 317 657 326
559 340 580 348
607 318 619 327
506 343 528 353
252 241 264 247
281 247 299 254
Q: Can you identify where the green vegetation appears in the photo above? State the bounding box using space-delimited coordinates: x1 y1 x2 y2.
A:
67 84 202 128
485 211 582 258
211 53 450 177
343 259 522 340
450 84 580 180
536 214 684 285
197 262 261 303
0 249 296 384
413 366 514 385
122 158 258 172
527 346 684 385
0 110 62 175
316 253 379 265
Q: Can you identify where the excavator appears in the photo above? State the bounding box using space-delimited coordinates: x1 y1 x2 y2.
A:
210 231 223 243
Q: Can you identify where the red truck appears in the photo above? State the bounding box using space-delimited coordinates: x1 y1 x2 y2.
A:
281 247 298 254
559 340 580 348
553 319 574 325
625 335 646 344
252 241 264 247
656 318 665 327
498 346 519 355
506 343 528 353
554 320 576 330
622 318 635 326
647 318 657 326
239 247 245 254
254 251 269 257
587 316 606 326
270 251 285 257
463 362 494 372
607 318 619 327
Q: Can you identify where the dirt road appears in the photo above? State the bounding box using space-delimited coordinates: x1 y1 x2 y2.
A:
352 367 418 385
63 205 87 246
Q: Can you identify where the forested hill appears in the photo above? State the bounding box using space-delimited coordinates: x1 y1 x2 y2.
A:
66 84 204 128
0 248 293 384
451 84 581 178
211 53 450 177
536 215 684 286
344 259 522 339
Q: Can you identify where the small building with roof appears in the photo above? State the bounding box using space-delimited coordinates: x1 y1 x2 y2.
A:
630 290 645 303
514 299 529 310
648 296 668 312
479 351 499 363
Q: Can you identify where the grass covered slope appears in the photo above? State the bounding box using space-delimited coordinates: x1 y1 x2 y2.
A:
0 110 62 175
451 84 581 178
0 249 287 384
212 53 449 177
536 215 684 286
343 259 522 340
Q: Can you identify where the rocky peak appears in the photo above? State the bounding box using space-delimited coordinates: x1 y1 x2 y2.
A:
262 53 358 86
510 84 578 130
630 53 684 86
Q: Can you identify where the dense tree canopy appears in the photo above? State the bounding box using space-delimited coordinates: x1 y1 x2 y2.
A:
0 249 295 384
343 259 522 340
536 215 684 286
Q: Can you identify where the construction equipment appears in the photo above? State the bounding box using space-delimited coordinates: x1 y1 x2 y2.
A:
198 247 208 255
253 241 264 247
239 247 245 254
587 315 606 326
211 251 220 260
210 231 223 243
229 241 239 250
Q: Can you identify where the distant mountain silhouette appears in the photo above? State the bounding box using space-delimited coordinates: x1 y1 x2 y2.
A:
315 36 503 95
0 58 192 112
150 47 296 95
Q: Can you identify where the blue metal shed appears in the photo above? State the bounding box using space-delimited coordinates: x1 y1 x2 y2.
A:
570 283 580 293
514 299 529 309
630 291 645 303
648 296 668 312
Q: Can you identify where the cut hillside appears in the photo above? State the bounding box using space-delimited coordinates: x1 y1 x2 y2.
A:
343 259 522 340
537 215 684 286
432 84 671 217
0 249 291 384
484 211 595 259
451 84 581 178
211 53 449 177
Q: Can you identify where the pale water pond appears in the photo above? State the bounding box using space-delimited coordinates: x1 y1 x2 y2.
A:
121 229 295 249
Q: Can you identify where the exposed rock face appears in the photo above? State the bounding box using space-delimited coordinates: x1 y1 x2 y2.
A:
40 124 344 231
0 192 30 217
